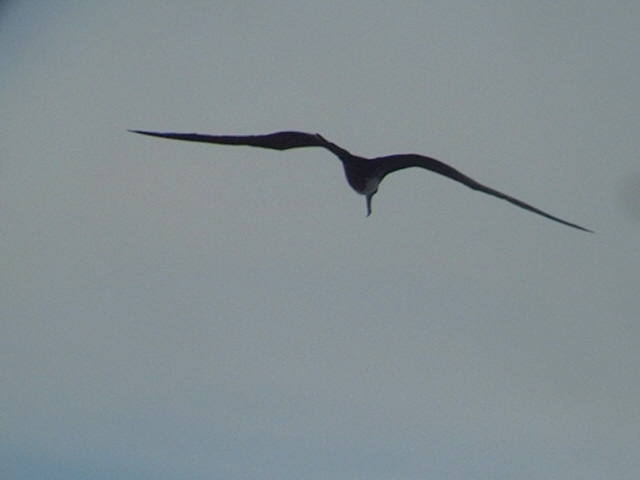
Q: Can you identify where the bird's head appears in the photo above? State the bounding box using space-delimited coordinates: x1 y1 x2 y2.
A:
366 191 376 217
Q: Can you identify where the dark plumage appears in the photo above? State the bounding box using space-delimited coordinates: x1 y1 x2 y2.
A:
129 129 591 232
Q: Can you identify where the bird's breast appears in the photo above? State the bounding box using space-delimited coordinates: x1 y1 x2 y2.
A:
345 171 379 195
362 176 380 195
343 160 380 195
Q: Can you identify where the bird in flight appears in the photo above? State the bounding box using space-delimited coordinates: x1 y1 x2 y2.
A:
130 129 591 232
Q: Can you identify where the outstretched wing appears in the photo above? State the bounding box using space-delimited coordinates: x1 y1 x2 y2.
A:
375 153 592 232
129 130 327 151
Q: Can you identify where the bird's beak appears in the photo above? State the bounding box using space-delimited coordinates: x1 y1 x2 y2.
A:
366 194 373 217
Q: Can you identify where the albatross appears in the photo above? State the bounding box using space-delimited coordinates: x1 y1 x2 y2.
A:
129 129 591 232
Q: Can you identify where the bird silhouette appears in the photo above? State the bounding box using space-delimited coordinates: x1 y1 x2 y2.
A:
130 129 591 232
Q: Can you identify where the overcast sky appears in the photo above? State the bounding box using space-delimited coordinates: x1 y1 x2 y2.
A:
2 2 640 479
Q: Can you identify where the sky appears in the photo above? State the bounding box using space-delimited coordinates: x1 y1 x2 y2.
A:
2 1 639 479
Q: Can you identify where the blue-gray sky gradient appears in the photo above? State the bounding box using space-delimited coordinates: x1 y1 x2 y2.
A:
2 2 640 479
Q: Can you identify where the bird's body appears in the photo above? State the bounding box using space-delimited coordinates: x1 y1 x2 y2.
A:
130 129 591 232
